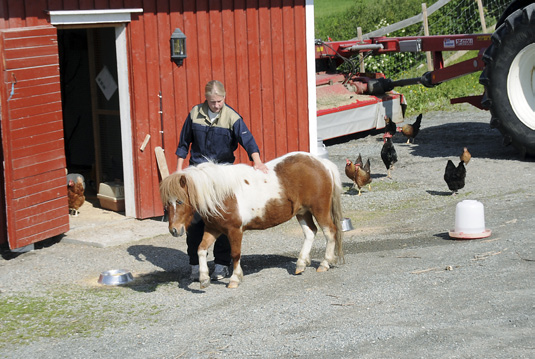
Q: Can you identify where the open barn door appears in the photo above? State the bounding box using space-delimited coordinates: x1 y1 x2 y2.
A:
0 26 69 250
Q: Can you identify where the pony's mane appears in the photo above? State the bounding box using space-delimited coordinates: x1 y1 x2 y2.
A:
164 161 249 218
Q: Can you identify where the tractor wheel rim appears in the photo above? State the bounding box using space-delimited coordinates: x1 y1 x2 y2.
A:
507 43 535 130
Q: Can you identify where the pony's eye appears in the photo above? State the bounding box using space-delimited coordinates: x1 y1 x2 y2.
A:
177 200 183 205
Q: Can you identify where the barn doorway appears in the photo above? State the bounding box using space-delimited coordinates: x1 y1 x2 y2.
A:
58 27 123 204
49 9 139 217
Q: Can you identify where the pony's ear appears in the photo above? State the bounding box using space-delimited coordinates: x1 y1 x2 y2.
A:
179 175 187 188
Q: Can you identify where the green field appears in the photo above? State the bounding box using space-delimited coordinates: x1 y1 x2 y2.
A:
314 0 357 20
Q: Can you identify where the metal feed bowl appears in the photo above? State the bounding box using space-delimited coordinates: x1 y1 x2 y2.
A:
98 269 134 285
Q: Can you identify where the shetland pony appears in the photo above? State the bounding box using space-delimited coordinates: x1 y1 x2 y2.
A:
159 152 344 289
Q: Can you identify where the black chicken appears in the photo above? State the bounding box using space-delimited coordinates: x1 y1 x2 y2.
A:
444 160 466 194
384 115 397 137
381 135 397 179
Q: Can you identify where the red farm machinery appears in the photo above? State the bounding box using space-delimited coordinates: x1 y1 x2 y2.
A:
315 0 535 157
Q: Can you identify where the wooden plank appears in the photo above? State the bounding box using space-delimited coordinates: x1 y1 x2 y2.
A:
13 173 65 196
5 44 59 60
5 82 60 99
209 2 225 82
15 215 69 238
156 0 175 207
183 1 201 105
293 0 309 152
9 101 62 120
4 54 59 69
245 3 264 158
5 65 61 81
5 2 27 29
6 75 60 89
282 1 300 153
12 123 64 144
258 1 276 160
233 0 251 132
2 26 55 38
13 148 65 170
10 110 62 131
270 1 288 156
155 146 169 179
139 3 160 218
195 1 212 89
25 0 49 27
8 91 63 111
13 223 69 248
126 0 152 218
12 157 66 180
3 38 57 55
17 204 68 229
13 184 66 209
167 0 185 171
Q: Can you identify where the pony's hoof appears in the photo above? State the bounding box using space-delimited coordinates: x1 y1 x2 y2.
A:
228 281 240 289
200 278 211 289
295 266 306 275
316 265 329 272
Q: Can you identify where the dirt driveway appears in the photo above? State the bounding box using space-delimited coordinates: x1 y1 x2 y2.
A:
1 109 534 358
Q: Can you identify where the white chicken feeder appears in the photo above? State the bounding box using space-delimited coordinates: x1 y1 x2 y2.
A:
449 200 491 239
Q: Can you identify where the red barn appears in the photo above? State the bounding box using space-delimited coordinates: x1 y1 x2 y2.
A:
0 1 317 250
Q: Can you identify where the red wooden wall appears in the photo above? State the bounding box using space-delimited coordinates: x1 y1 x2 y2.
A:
0 0 310 219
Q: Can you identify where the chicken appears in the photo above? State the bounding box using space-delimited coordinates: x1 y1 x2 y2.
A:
460 147 471 165
444 160 466 195
68 175 85 216
381 135 398 179
345 158 357 186
355 153 363 167
398 113 422 143
384 115 397 137
355 158 372 195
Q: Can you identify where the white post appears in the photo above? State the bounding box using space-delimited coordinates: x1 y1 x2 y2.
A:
357 27 365 73
476 0 488 33
422 3 433 71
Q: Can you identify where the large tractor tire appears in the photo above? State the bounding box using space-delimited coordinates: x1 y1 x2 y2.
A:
479 3 535 157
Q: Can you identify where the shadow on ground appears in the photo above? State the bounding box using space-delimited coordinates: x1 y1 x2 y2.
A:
126 243 296 292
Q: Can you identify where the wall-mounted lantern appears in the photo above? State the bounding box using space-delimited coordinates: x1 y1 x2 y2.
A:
170 28 186 66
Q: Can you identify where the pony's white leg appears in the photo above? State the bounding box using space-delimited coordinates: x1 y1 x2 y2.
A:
198 248 210 288
318 226 336 272
228 259 243 289
197 231 218 289
227 230 244 289
295 213 317 275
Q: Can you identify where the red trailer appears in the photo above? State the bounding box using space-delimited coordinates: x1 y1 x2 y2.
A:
314 0 535 157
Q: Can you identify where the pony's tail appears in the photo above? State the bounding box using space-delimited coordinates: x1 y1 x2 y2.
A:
331 179 344 264
323 160 344 264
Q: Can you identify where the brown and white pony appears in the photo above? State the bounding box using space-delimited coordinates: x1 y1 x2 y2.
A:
159 152 344 289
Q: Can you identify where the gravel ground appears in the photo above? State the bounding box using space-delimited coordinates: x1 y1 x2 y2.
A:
1 109 534 358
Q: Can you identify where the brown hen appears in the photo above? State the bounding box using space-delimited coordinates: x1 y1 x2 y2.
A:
68 176 85 216
398 113 422 143
460 147 471 165
355 158 372 195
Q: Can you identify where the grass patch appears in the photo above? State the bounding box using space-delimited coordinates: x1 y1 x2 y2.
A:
396 52 484 116
314 0 359 21
0 287 161 349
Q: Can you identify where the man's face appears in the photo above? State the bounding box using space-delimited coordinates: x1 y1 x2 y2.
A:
206 94 225 113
